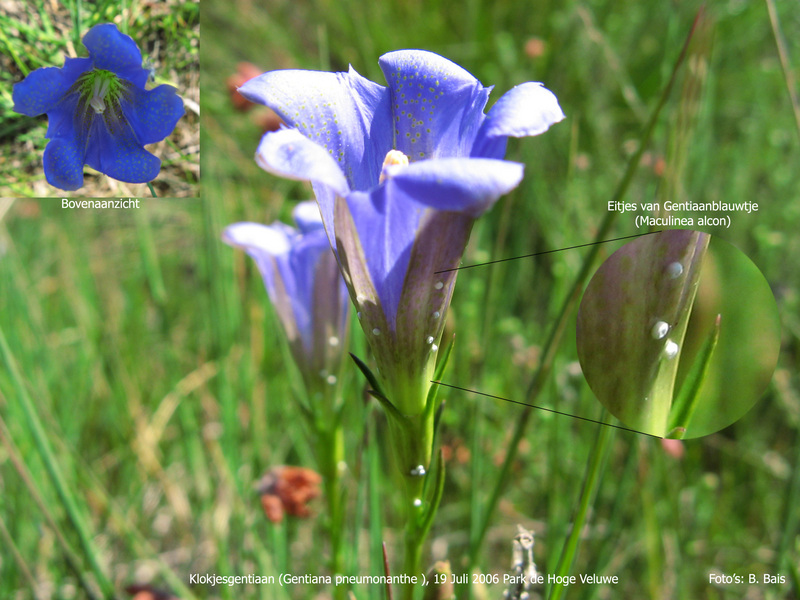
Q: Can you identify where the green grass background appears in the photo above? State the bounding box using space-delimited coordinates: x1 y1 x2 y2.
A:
2 0 800 598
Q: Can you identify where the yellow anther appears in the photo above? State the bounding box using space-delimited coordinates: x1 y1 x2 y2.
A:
379 149 409 183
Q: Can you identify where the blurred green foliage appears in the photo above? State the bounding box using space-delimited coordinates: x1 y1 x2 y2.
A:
0 0 799 598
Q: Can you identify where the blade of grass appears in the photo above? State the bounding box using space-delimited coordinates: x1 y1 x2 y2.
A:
777 426 800 581
383 542 395 600
0 514 40 599
67 0 82 45
765 0 800 143
0 326 117 599
34 0 56 38
0 415 103 600
202 193 244 490
134 206 167 309
0 25 30 76
547 416 615 600
0 417 98 598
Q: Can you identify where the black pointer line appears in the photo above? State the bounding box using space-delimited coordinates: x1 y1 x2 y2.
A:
431 380 664 439
434 230 664 274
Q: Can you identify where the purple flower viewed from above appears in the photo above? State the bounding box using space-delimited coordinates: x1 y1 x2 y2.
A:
12 23 184 191
240 50 564 413
223 201 350 392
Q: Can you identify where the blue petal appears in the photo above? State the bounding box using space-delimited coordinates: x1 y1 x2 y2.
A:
345 186 417 329
289 230 335 349
222 221 294 298
43 89 84 140
223 221 306 345
256 128 349 248
387 157 524 217
345 157 524 328
12 58 92 117
379 50 491 161
223 221 339 356
471 82 565 158
43 135 85 190
293 200 325 233
291 229 350 374
83 112 161 184
256 128 348 195
123 83 185 145
239 66 393 191
38 88 88 191
82 23 148 88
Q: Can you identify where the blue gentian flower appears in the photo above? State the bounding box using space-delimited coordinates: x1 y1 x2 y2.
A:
240 50 564 414
223 201 350 393
12 23 184 191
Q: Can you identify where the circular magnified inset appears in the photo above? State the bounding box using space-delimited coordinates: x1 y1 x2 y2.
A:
576 230 780 439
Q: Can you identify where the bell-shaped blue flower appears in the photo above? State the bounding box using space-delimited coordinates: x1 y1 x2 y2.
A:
12 23 185 191
222 201 350 394
240 50 564 415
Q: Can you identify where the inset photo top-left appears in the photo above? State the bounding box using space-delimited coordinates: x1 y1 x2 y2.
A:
1 0 199 198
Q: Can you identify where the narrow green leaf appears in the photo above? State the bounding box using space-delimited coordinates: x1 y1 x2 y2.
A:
367 389 408 425
425 334 455 461
431 400 446 461
135 208 167 308
426 333 455 411
419 449 446 537
349 352 389 400
667 314 722 438
0 326 116 598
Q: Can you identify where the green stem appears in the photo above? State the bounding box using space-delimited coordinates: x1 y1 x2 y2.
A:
317 422 346 586
467 8 702 568
147 181 158 197
547 417 615 600
385 409 436 600
307 374 349 596
401 473 426 600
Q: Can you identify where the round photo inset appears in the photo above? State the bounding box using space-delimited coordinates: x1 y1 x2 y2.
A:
576 230 780 439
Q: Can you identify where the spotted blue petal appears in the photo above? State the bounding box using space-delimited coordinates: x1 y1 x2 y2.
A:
12 23 184 191
379 49 491 161
240 67 393 192
124 83 185 145
12 58 92 117
82 23 148 88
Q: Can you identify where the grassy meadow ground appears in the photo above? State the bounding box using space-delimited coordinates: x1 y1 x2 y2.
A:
1 0 800 598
